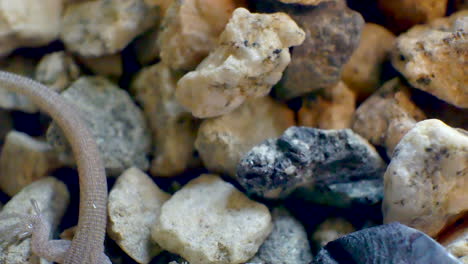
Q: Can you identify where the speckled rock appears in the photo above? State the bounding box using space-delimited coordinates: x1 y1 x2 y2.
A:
35 51 80 92
158 0 246 70
383 119 468 237
152 174 272 264
47 77 151 175
176 7 305 118
0 177 69 264
237 126 386 199
0 0 63 56
312 223 461 264
195 96 294 177
0 131 62 197
391 11 468 108
61 0 158 56
131 63 199 177
311 218 355 249
377 0 448 33
298 81 356 129
341 23 396 99
108 167 170 264
248 207 312 264
352 78 426 157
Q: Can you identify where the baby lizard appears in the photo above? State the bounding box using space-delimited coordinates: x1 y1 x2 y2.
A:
0 71 111 264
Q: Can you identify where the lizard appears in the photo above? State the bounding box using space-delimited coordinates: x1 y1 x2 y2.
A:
0 71 111 264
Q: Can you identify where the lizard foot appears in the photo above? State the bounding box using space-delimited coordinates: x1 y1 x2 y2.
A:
0 199 42 247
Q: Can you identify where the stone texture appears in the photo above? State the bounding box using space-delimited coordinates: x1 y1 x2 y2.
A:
298 81 356 129
237 126 386 199
195 96 294 177
311 218 355 249
311 223 461 264
35 51 81 92
0 131 62 197
108 167 170 264
248 207 312 264
341 23 396 99
131 63 199 177
391 11 468 108
152 174 272 264
0 177 69 264
61 0 158 56
352 78 426 157
0 0 63 56
383 119 468 237
158 0 246 70
176 7 305 118
47 77 151 175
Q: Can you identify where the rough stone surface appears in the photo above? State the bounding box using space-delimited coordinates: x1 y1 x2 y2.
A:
158 0 246 70
152 174 272 264
341 23 396 99
0 0 63 56
195 96 294 177
35 51 81 92
176 7 305 118
47 77 151 175
237 126 386 199
352 78 426 157
311 218 355 249
0 131 62 197
0 177 69 264
391 11 468 108
108 167 170 264
298 81 356 129
248 207 312 264
131 63 199 177
311 223 461 264
61 0 158 56
383 119 468 237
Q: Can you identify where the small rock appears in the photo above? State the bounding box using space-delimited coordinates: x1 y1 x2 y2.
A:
444 227 468 263
47 77 151 175
108 167 170 264
176 7 305 118
298 81 356 129
0 0 63 56
195 96 294 177
391 11 468 108
0 177 69 264
131 63 199 177
237 126 386 199
0 131 61 196
352 78 426 157
61 0 158 56
312 222 461 264
158 0 246 70
248 207 312 264
77 54 122 80
383 119 468 237
35 51 81 92
152 174 272 264
341 23 396 99
311 218 355 249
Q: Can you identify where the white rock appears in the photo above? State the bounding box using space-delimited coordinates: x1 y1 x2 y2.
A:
152 174 272 264
383 119 468 237
35 51 81 92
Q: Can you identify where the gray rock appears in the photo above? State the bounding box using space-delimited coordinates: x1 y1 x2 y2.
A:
236 126 385 199
311 222 462 264
248 207 312 264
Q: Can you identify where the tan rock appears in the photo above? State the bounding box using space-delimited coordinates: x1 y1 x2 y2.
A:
342 23 396 100
383 119 468 237
311 218 355 248
391 11 468 108
35 51 81 92
298 81 356 129
131 63 199 177
352 78 426 156
78 54 122 80
195 96 294 177
176 8 305 118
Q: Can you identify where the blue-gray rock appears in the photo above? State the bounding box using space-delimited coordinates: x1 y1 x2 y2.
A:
312 222 462 264
236 126 385 199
